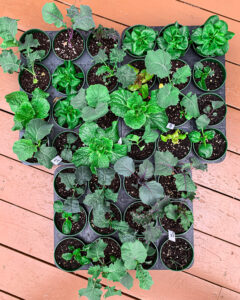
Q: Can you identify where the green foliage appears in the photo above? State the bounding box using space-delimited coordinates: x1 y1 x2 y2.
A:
123 131 156 153
157 22 190 59
68 5 95 31
79 278 102 300
123 25 157 56
191 15 235 56
92 25 119 43
194 61 214 90
160 129 187 145
59 133 78 162
0 17 19 48
157 83 179 108
202 97 224 119
115 64 137 88
180 92 200 119
52 61 84 95
62 244 91 265
42 2 67 28
145 49 172 79
0 49 20 73
86 239 107 263
136 264 154 290
121 240 147 269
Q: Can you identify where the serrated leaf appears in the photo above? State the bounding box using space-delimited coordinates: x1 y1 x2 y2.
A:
103 259 126 282
93 49 108 64
180 92 200 118
0 49 20 73
79 278 102 300
157 83 179 108
34 144 57 169
87 239 107 262
136 265 153 290
172 65 191 85
121 240 147 269
19 33 39 52
145 49 171 79
42 2 66 28
0 17 18 48
72 5 95 31
13 139 37 161
116 65 137 88
59 173 76 191
104 286 121 298
154 151 178 176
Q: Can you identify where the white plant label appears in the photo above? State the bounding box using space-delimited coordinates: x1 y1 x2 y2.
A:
168 230 176 242
167 123 175 130
51 155 62 165
118 137 122 144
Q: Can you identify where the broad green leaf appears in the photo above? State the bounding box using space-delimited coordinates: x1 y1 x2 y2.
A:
136 265 154 290
0 17 18 48
110 89 132 118
62 253 73 261
196 114 210 130
121 240 147 269
114 156 135 177
111 144 128 164
104 189 118 202
139 160 154 179
14 102 35 124
72 5 95 31
102 259 126 282
61 149 73 162
58 173 76 191
13 139 37 161
174 173 197 193
104 286 121 298
79 122 99 145
79 278 102 300
62 219 72 234
164 204 178 221
97 168 115 186
53 200 63 213
84 190 105 207
120 272 134 290
180 92 200 118
157 83 179 108
0 49 20 73
24 119 53 143
42 3 67 28
172 65 191 85
154 151 178 176
31 96 50 119
86 84 110 107
75 166 92 185
188 131 201 143
145 49 171 79
198 143 213 159
139 181 164 205
19 33 39 52
87 239 107 262
70 88 87 110
92 205 110 228
5 91 29 113
142 125 159 143
34 144 57 169
211 100 224 110
124 110 146 129
116 65 136 88
63 199 81 213
82 102 108 122
88 265 102 279
104 121 119 143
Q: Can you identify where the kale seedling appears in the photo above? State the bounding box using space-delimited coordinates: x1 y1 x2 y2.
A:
160 129 187 144
202 99 224 119
60 133 78 162
194 61 214 90
123 134 145 152
62 244 91 265
92 24 119 47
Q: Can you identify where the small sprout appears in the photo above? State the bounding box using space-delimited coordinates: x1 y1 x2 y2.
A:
160 129 187 144
194 62 214 90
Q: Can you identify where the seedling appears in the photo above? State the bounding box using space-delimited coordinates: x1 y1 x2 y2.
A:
202 98 224 119
92 25 119 47
123 134 145 152
160 129 187 144
60 133 78 162
62 244 91 265
194 62 214 90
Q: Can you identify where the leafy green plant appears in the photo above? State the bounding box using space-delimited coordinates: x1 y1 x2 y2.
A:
160 129 187 144
194 61 214 90
5 88 50 131
13 119 57 168
191 15 235 57
52 61 84 95
188 115 215 159
72 122 127 174
92 25 119 46
157 22 190 59
62 244 91 265
58 133 78 162
201 98 224 119
123 25 157 56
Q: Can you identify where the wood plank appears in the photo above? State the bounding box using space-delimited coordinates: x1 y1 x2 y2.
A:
61 0 240 64
180 0 240 21
218 288 240 300
226 62 240 110
226 107 240 154
0 292 19 300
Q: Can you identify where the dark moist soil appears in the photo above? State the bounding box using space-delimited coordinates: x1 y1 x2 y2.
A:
55 168 86 199
88 32 118 56
127 129 155 161
97 110 118 129
159 60 190 90
158 129 191 159
124 167 155 199
53 132 84 163
93 238 121 266
90 204 121 235
198 94 226 125
160 202 192 234
161 239 193 270
125 202 154 235
139 239 157 269
20 64 50 93
158 174 182 198
166 99 187 126
129 60 155 88
54 30 84 60
195 131 227 160
21 31 50 58
89 173 120 193
195 60 224 90
87 63 118 92
55 238 85 271
55 209 86 235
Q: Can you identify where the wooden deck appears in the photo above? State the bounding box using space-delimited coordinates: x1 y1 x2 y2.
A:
0 0 240 299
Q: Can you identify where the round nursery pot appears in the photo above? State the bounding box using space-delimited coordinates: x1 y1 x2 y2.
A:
192 128 227 162
93 237 121 266
86 62 118 92
54 237 86 272
52 29 85 61
125 129 157 162
123 201 157 236
193 58 226 92
159 200 193 235
197 93 227 126
122 24 157 58
20 29 51 61
160 237 194 271
54 205 87 236
18 63 51 95
89 203 122 236
157 58 191 91
54 166 88 200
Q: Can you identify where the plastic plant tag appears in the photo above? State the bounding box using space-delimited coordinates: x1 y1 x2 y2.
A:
118 137 122 144
51 155 62 165
168 230 176 242
167 123 175 130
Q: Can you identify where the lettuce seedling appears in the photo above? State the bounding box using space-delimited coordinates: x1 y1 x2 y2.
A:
5 88 50 131
194 62 214 90
62 244 91 265
188 114 215 159
72 122 127 174
191 15 235 57
13 119 57 168
157 22 190 59
123 25 157 56
160 129 187 144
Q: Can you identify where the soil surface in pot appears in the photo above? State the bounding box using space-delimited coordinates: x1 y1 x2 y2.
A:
97 110 118 129
89 173 120 193
198 94 226 125
125 202 154 235
195 130 227 160
55 238 85 271
124 167 154 199
140 240 158 270
127 129 155 161
158 129 191 159
160 202 192 234
129 60 155 88
93 238 121 266
53 132 84 163
88 32 118 56
55 209 86 235
54 30 84 60
161 238 193 270
195 60 224 90
20 64 50 93
90 204 121 235
21 31 51 58
55 168 86 199
87 63 117 91
159 60 190 90
166 102 187 126
158 174 182 198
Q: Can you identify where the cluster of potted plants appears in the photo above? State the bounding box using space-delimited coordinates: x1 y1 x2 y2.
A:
0 2 234 299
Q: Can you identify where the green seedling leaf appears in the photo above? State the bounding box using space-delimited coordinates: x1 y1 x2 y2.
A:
114 156 135 177
0 17 19 48
34 144 57 169
154 151 178 176
139 181 164 206
121 240 147 269
116 64 137 88
104 286 121 298
180 92 200 118
136 265 154 290
24 119 53 144
0 49 20 73
196 114 210 130
79 278 102 300
145 49 171 79
13 139 37 161
87 239 107 262
42 2 67 28
71 5 95 31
